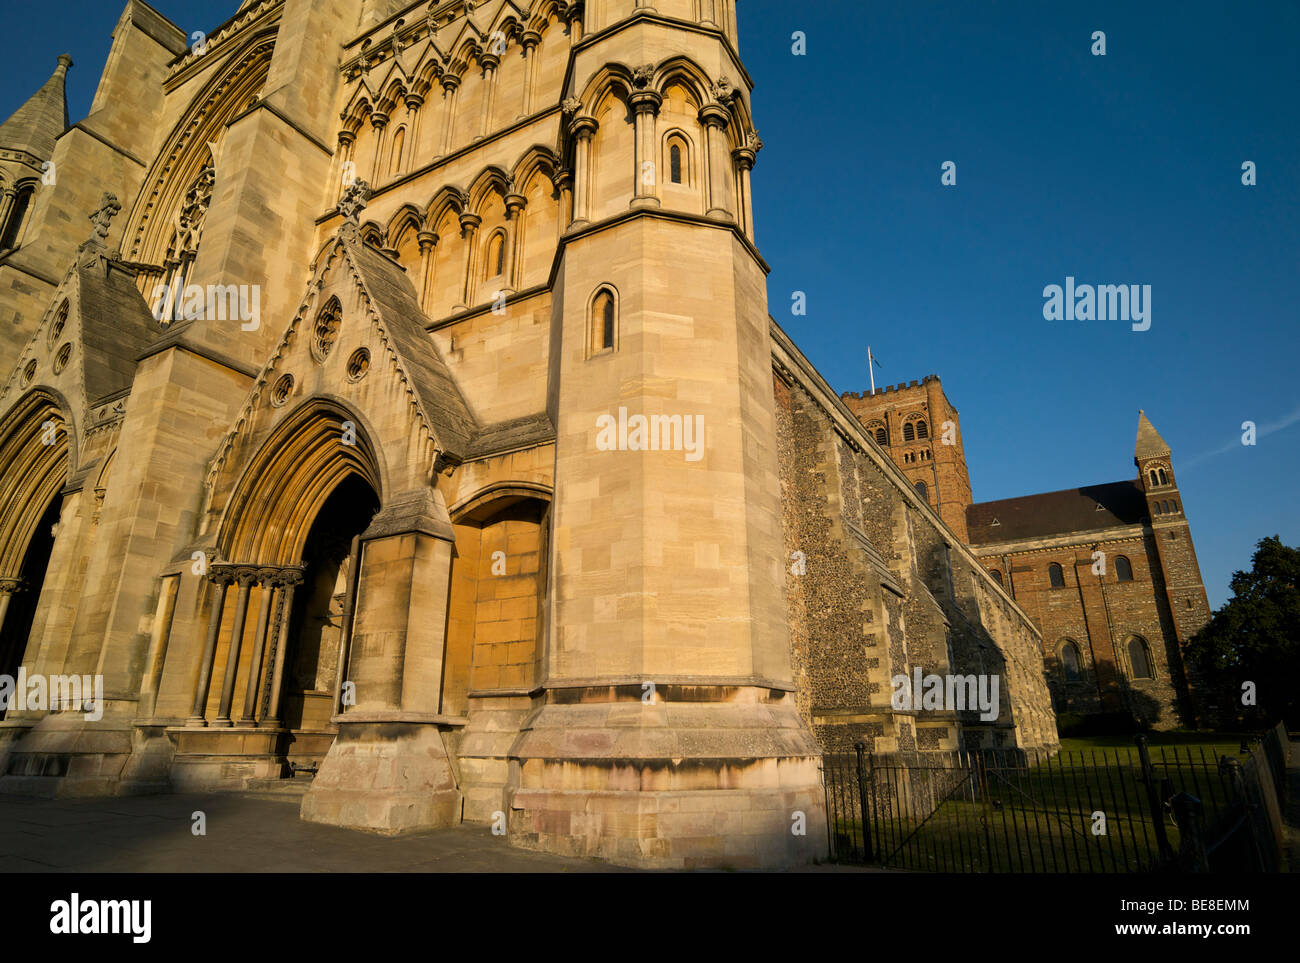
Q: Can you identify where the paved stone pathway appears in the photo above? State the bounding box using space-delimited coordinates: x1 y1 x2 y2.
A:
0 791 614 872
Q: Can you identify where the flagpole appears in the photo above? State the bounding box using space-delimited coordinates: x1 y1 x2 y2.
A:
868 347 876 393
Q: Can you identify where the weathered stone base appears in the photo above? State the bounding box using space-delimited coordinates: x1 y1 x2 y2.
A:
0 710 133 797
300 717 462 834
507 693 829 869
166 726 290 791
115 723 176 795
456 693 534 824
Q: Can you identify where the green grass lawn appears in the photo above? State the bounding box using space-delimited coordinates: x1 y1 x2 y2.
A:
827 733 1254 872
1057 730 1247 758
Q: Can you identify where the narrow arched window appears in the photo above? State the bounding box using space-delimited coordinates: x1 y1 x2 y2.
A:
390 126 406 175
1158 468 1168 485
1060 641 1082 682
903 422 915 442
990 569 1004 586
591 287 616 354
1048 563 1065 588
1115 555 1133 582
914 480 928 500
1127 637 1152 679
916 420 928 439
1149 469 1159 487
485 231 506 278
670 143 682 184
0 186 34 250
875 427 888 445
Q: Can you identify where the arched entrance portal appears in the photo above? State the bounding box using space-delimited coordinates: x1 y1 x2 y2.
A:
175 401 385 788
0 497 62 719
279 474 378 762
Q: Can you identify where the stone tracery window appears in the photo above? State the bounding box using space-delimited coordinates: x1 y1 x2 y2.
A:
313 297 343 362
158 162 216 324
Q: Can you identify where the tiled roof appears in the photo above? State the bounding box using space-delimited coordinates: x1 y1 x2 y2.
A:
967 479 1147 544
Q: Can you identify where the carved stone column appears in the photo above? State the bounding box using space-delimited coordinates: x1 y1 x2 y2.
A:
504 191 527 292
403 93 424 163
417 230 439 310
187 569 234 726
368 110 389 182
554 167 573 236
439 76 461 156
477 53 500 140
732 131 760 237
334 130 356 203
518 32 541 118
629 87 663 209
699 102 734 221
0 577 25 643
455 211 481 310
261 566 304 727
569 115 599 225
237 567 281 727
212 566 258 727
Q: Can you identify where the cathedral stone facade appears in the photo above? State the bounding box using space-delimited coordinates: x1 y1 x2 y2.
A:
846 378 1210 729
0 0 1057 869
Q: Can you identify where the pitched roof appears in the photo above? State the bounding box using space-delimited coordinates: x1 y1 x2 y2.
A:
343 238 476 459
0 55 71 161
74 256 166 403
1134 409 1171 462
966 480 1148 545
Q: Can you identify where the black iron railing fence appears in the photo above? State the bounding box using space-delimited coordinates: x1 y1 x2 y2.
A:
823 723 1290 873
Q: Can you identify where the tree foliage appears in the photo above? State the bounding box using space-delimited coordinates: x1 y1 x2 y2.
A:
1185 536 1300 728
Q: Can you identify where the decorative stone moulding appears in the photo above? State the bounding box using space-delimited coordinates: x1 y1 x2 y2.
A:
346 347 370 382
49 301 68 347
52 344 71 375
270 374 294 407
312 299 342 362
20 360 36 387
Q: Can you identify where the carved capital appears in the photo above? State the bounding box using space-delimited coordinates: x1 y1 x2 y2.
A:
698 103 730 130
369 110 389 130
0 577 25 595
569 115 599 140
629 89 662 116
632 63 656 88
417 230 439 253
458 211 483 236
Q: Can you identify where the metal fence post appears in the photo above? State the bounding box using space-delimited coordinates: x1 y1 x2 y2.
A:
1135 735 1175 865
1170 792 1209 872
854 741 874 862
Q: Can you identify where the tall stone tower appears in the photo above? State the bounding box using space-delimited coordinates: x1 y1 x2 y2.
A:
0 54 72 371
1133 411 1212 673
510 0 826 867
842 374 973 541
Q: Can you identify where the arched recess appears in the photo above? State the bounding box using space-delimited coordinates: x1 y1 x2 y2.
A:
442 486 552 716
124 32 276 265
217 399 384 567
511 146 559 284
195 399 384 736
0 390 72 691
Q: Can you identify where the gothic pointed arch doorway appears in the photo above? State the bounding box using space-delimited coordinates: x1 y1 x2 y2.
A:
0 391 70 720
177 401 384 785
278 474 378 749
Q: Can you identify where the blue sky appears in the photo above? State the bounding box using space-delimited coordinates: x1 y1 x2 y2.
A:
2 0 1297 607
